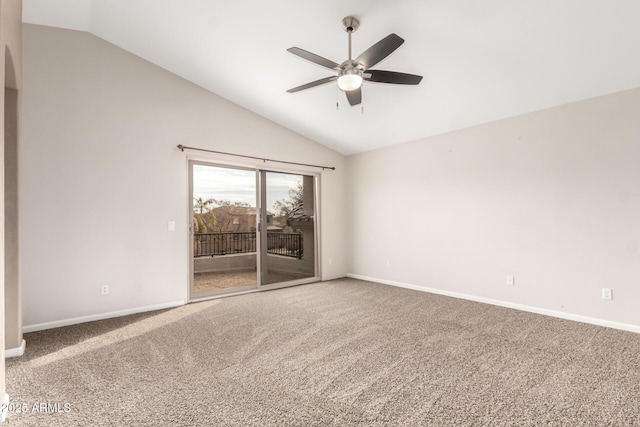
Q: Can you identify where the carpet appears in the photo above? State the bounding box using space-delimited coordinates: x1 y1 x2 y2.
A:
5 278 640 426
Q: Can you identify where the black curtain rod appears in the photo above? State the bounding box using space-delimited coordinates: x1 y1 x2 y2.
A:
177 145 336 171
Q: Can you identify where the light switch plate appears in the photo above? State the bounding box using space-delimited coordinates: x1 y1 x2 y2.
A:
168 220 176 231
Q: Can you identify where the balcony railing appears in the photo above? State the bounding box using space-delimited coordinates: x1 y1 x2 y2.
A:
194 232 303 259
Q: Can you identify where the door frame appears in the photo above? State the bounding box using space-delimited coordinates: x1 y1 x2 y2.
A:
187 158 321 302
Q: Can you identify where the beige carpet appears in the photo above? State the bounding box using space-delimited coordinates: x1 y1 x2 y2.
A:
6 278 640 426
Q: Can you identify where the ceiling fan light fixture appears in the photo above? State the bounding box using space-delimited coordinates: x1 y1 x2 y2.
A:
286 16 422 105
337 71 363 91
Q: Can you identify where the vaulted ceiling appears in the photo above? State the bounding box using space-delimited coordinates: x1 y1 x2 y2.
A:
23 0 640 155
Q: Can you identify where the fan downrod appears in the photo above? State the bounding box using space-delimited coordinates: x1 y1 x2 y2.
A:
342 16 360 33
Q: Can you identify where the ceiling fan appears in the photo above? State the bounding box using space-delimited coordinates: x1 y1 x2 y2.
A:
286 16 423 106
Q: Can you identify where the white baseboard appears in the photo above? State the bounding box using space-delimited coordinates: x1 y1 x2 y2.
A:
23 301 185 333
347 273 640 334
1 394 9 423
4 339 26 358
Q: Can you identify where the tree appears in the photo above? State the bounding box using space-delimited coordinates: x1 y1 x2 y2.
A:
273 182 303 218
193 197 216 234
212 199 250 208
193 197 214 214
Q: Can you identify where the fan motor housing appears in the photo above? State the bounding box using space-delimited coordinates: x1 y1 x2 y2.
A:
339 59 364 74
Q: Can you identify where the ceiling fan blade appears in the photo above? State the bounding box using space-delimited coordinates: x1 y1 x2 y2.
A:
366 70 423 85
287 47 339 70
287 76 336 93
345 87 362 106
355 33 404 70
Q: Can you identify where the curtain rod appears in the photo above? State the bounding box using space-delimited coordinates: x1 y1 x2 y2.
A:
177 145 336 171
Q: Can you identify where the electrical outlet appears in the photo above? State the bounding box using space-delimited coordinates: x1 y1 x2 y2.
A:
101 285 109 295
601 288 612 300
506 275 515 286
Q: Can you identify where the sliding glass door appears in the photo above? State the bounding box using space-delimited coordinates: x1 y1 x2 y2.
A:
190 162 258 298
260 171 316 285
189 161 318 300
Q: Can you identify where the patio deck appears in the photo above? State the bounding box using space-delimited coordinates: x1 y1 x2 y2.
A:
193 270 302 293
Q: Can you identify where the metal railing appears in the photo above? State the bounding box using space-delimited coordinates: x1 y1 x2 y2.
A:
194 232 302 259
266 232 303 259
194 232 255 257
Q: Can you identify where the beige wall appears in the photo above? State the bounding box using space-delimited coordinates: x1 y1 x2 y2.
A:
1 0 23 412
22 24 347 328
347 87 640 330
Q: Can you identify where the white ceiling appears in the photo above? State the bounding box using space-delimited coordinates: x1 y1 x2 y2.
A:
23 0 640 155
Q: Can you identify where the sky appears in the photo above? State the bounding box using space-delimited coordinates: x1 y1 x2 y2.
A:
193 164 303 213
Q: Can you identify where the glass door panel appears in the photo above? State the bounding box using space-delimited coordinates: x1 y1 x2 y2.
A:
260 171 316 285
190 162 258 298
